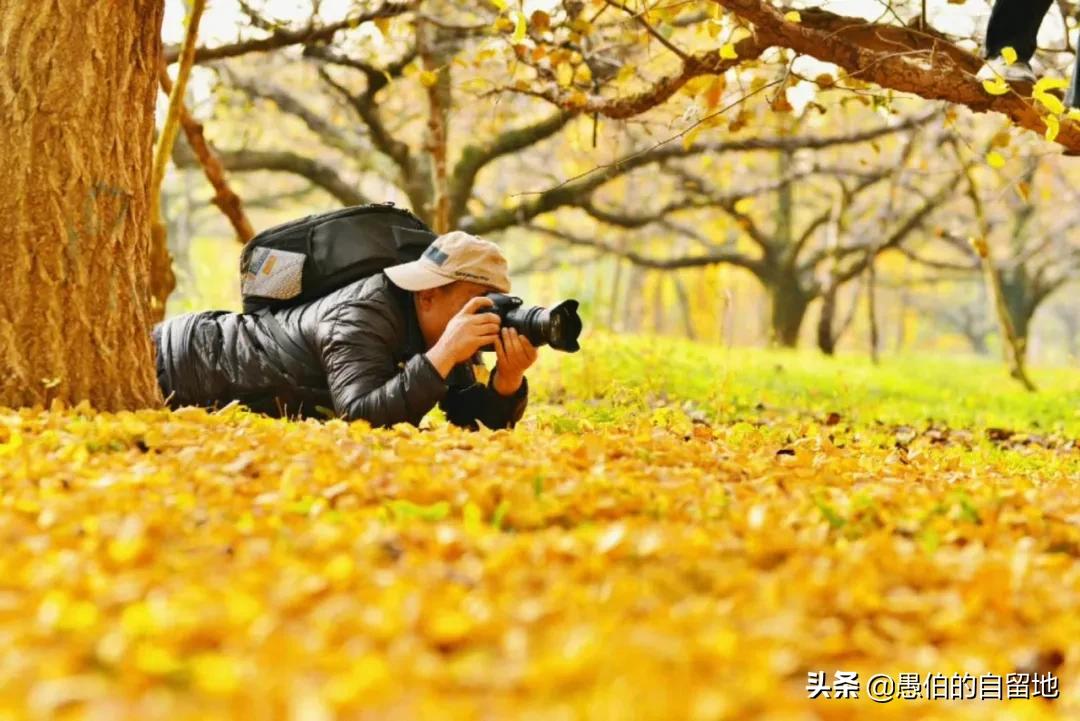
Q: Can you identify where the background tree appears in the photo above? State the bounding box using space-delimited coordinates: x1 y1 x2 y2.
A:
154 0 1080 367
902 155 1080 365
522 113 963 347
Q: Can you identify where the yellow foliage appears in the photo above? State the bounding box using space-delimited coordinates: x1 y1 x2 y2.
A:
0 397 1077 719
556 61 574 88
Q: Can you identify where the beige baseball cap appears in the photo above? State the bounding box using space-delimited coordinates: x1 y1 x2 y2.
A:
384 230 511 293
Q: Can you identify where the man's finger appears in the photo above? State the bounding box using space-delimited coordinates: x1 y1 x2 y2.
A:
468 317 501 333
517 332 537 352
505 328 521 365
510 329 536 365
494 329 507 365
521 333 538 359
462 296 495 314
510 328 528 359
470 312 501 326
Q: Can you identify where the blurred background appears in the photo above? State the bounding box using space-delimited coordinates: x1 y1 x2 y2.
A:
159 0 1080 366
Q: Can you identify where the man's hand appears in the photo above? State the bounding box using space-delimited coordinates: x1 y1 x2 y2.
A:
492 327 537 396
425 296 501 379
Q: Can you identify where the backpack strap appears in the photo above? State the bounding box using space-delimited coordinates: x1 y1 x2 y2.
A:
256 307 317 385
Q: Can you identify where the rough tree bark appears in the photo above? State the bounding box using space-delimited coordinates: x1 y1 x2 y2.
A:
0 0 166 410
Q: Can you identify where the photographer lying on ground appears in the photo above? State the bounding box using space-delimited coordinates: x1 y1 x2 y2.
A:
153 231 538 430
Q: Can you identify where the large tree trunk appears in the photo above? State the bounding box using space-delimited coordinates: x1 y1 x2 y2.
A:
998 267 1037 349
972 239 1036 391
673 275 697 340
816 284 839 355
0 0 165 410
767 281 811 348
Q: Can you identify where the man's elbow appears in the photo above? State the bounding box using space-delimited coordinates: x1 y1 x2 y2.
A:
337 398 402 429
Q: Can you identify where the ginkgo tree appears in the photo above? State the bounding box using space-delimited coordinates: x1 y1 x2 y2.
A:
523 110 972 347
901 153 1080 369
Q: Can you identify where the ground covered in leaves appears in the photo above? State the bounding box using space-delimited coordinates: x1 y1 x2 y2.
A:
1 336 1078 720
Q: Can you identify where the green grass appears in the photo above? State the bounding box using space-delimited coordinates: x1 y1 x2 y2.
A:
526 332 1080 436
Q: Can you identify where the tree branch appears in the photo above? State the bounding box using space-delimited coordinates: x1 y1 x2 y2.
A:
526 224 766 275
313 62 413 175
450 110 576 225
220 69 363 156
711 0 1080 153
580 167 818 230
164 2 415 64
502 32 774 118
833 169 968 285
160 70 254 244
173 144 369 207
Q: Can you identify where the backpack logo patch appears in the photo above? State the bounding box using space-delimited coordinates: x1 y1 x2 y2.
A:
243 248 305 300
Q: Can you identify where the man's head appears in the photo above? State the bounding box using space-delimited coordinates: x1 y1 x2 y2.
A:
413 280 493 348
384 231 511 348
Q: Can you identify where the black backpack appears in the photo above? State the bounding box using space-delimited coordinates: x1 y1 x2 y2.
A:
239 202 437 383
240 202 437 314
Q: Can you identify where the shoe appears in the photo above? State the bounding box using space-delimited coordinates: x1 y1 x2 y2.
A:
976 56 1036 84
1067 62 1080 108
1066 83 1079 109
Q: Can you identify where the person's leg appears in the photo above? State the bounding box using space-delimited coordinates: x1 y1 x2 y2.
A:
151 324 174 407
985 0 1054 62
1068 39 1080 108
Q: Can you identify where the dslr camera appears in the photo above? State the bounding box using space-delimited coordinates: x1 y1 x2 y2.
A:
477 293 582 353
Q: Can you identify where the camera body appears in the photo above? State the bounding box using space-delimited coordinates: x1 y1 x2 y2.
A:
477 292 582 353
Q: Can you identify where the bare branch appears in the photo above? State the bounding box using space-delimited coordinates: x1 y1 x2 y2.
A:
173 144 368 207
219 69 362 155
313 62 412 174
833 169 969 284
580 168 818 229
526 224 766 274
450 110 576 225
164 2 415 64
530 107 938 200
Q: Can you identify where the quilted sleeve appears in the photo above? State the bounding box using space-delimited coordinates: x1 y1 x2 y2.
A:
320 297 448 427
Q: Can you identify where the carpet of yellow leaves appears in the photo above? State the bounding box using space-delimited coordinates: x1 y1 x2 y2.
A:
0 401 1078 720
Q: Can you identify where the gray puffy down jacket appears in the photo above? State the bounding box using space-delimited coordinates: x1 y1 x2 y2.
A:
152 272 528 429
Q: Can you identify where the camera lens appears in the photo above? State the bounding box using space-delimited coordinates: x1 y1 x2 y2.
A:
481 294 582 353
544 300 581 352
